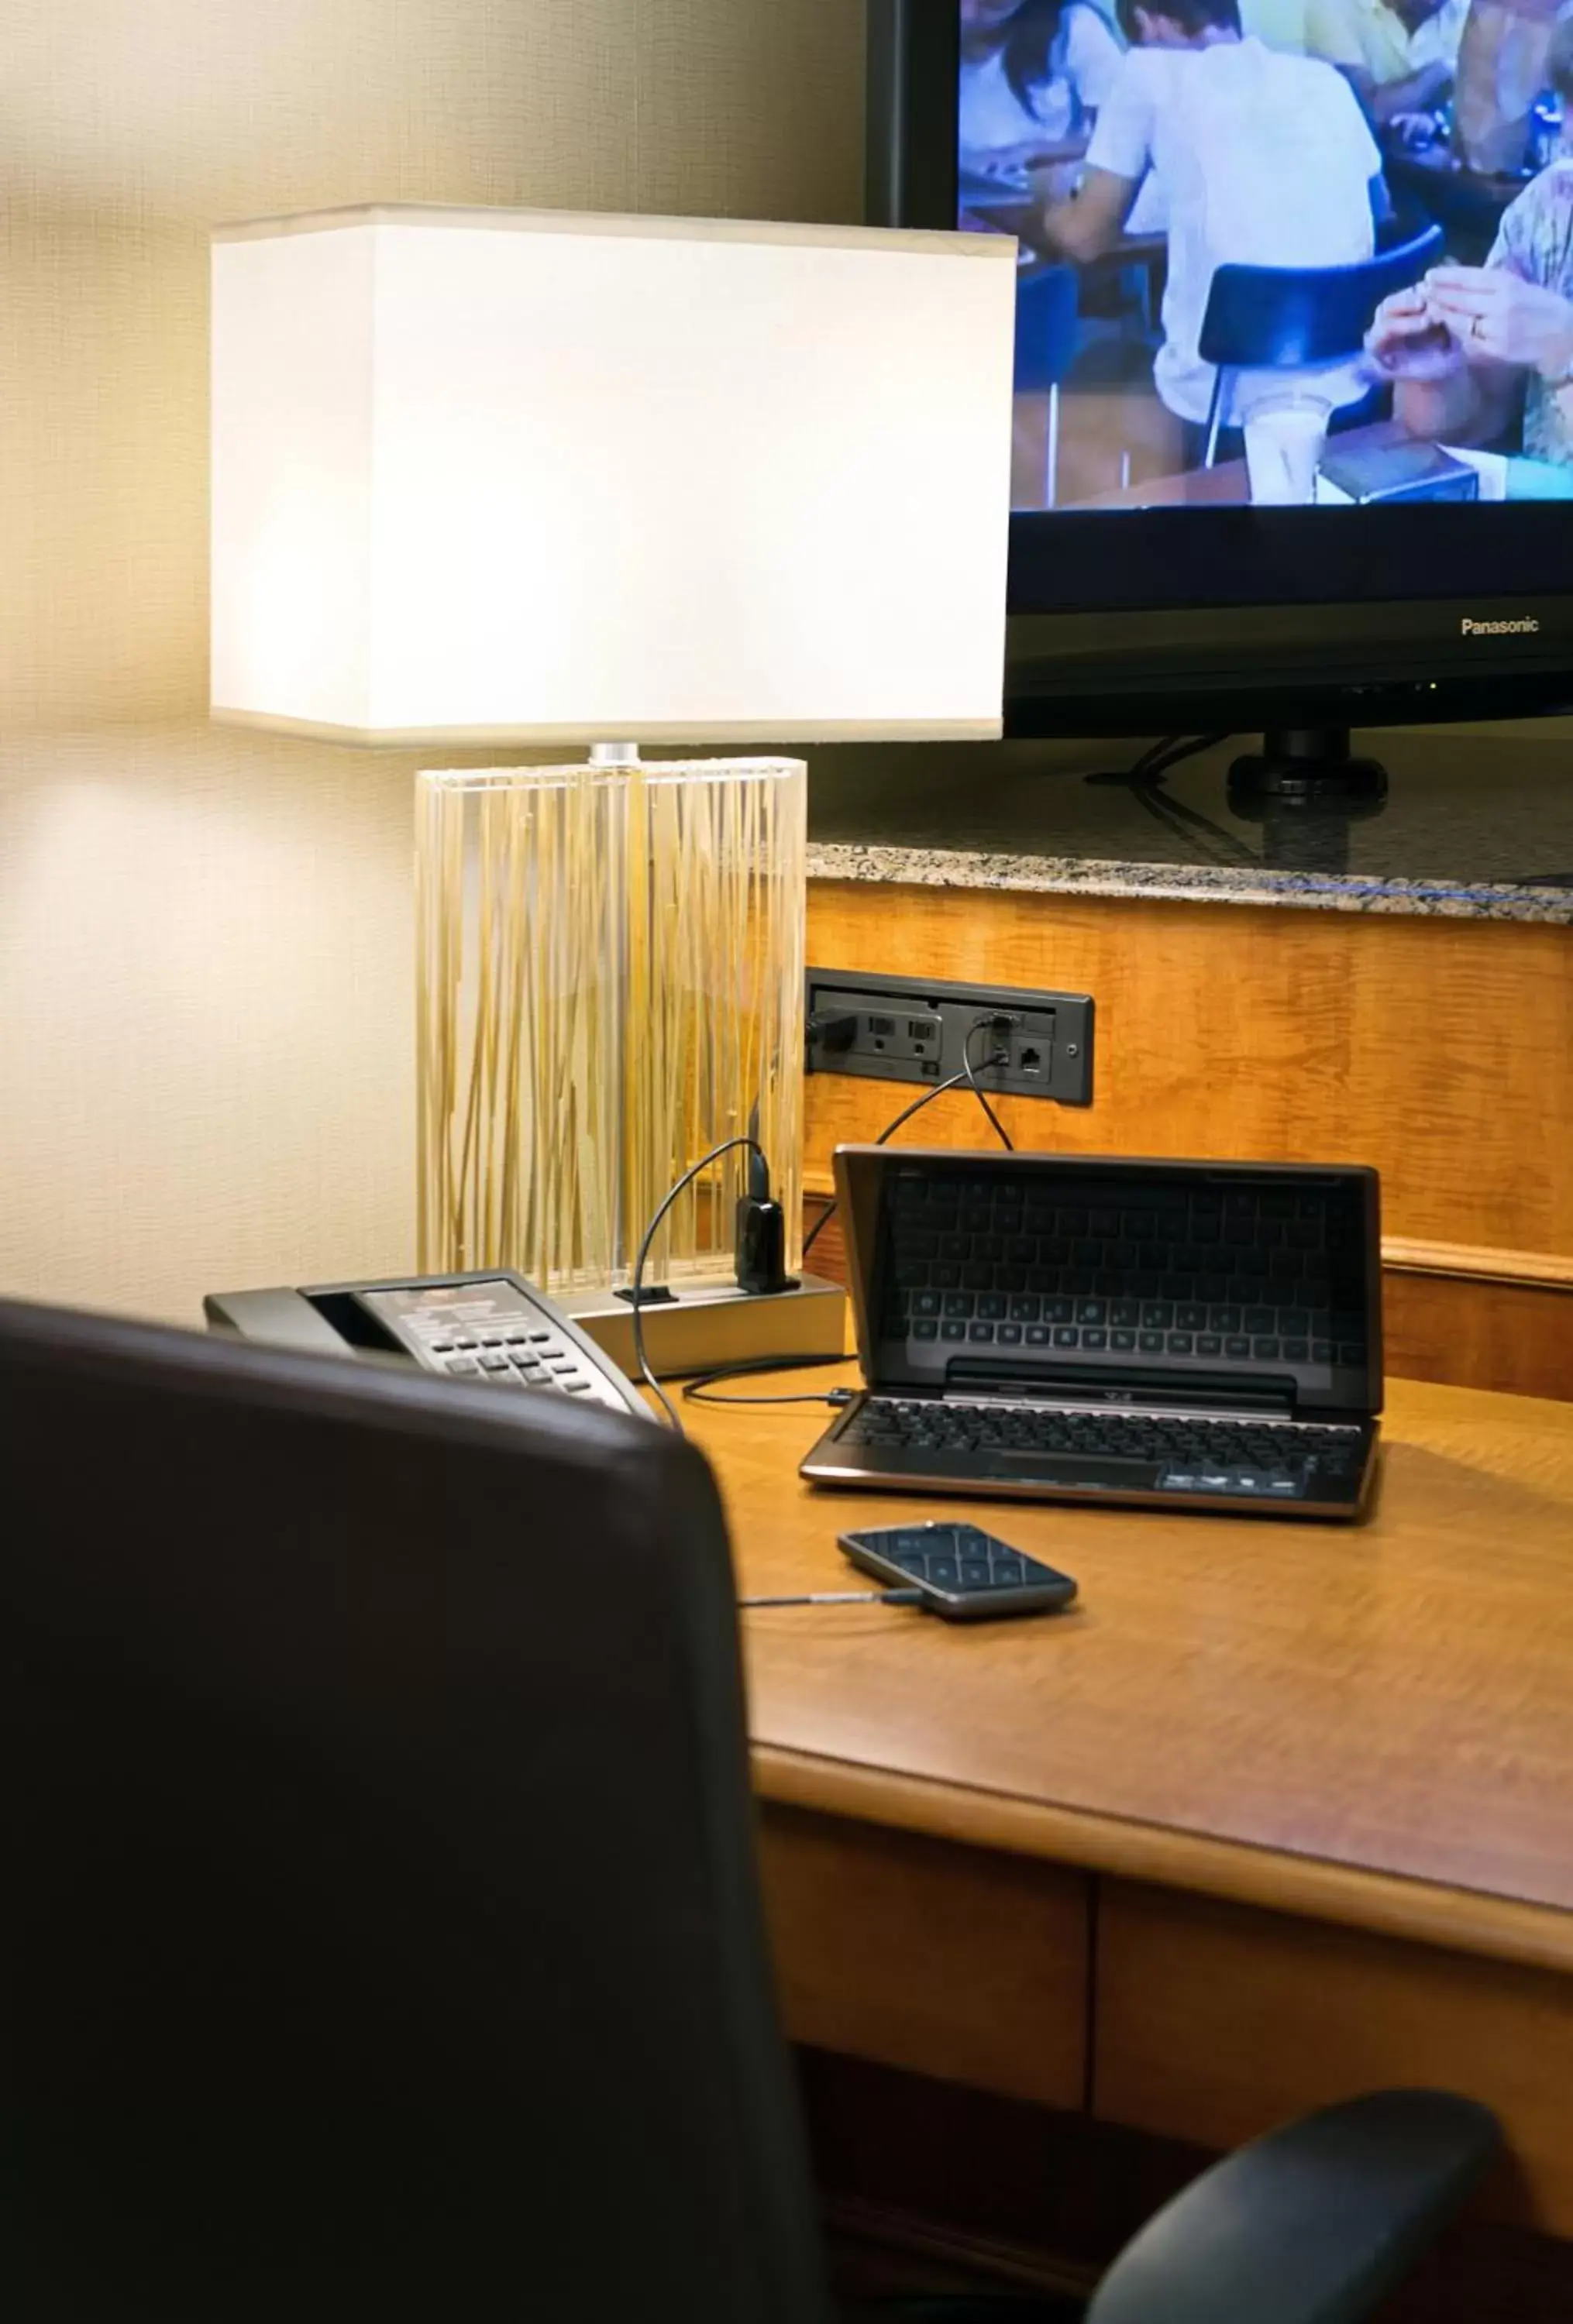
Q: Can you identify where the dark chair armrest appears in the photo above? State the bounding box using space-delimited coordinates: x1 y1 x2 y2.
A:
1086 2089 1501 2324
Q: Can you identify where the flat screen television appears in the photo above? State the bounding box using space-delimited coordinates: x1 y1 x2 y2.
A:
868 0 1573 793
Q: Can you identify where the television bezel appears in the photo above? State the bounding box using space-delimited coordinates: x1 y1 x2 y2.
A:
868 0 1573 735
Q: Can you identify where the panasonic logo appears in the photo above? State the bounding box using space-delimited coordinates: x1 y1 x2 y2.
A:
1461 617 1540 636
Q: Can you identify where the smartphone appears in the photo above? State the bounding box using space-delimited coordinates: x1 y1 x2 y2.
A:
838 1521 1079 1624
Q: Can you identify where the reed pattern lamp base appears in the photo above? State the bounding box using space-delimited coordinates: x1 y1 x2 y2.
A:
415 755 806 1294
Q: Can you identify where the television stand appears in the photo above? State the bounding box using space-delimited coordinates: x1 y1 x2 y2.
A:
1228 729 1390 873
1227 728 1389 807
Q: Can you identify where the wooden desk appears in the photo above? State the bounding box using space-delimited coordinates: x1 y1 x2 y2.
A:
688 1373 1573 2239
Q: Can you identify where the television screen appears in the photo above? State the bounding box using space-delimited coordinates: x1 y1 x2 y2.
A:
955 0 1573 520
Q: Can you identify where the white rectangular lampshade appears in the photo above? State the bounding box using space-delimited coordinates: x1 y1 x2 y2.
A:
210 206 1016 744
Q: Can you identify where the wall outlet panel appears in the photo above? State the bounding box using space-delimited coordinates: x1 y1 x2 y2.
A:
806 969 1093 1106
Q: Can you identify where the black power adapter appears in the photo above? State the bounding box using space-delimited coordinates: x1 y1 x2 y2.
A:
734 1143 798 1297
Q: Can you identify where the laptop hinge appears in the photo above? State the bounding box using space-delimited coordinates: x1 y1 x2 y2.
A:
945 1366 1299 1415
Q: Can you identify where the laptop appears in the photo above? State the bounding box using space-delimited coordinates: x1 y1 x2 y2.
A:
801 1147 1383 1521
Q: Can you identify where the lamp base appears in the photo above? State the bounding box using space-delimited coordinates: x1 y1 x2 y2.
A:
562 1274 847 1382
415 751 807 1294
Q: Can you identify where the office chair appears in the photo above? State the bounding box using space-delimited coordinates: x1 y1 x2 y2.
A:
1014 261 1080 509
0 1298 1499 2324
1197 213 1445 466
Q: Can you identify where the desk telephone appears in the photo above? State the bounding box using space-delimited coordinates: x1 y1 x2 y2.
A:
204 1272 648 1419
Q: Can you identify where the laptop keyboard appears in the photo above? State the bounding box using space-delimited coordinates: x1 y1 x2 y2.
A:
841 1397 1367 1501
882 1174 1365 1367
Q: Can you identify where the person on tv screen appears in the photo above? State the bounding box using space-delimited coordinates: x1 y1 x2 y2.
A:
1305 0 1467 127
1454 0 1564 172
1037 0 1385 435
1366 23 1573 465
1240 0 1313 48
959 0 1126 181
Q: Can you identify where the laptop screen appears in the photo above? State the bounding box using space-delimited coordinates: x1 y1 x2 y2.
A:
840 1150 1382 1417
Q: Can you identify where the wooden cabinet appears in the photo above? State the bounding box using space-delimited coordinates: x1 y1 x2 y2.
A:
1094 1881 1573 2236
758 1803 1089 2109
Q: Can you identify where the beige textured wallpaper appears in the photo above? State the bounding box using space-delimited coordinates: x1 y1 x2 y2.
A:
0 0 864 1322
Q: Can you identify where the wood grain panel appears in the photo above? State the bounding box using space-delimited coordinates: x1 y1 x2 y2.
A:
804 1194 848 1282
1385 1269 1573 1401
758 1803 1088 2107
1095 1881 1573 2235
1386 1240 1573 1290
804 882 1573 1259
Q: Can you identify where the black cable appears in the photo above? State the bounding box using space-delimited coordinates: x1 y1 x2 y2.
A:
638 1060 1017 1427
1143 731 1231 782
800 1197 839 1262
1083 731 1231 788
738 1588 924 1609
682 1353 852 1408
1082 728 1259 868
1133 782 1260 869
803 1065 965 1260
867 1065 977 1147
643 1070 1014 1424
694 1026 1021 1415
631 1132 765 1435
1131 733 1190 779
803 1051 1017 1264
1083 733 1184 785
961 1019 1015 1151
1084 733 1181 785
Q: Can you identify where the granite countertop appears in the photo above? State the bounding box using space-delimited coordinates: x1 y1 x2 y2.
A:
805 727 1573 924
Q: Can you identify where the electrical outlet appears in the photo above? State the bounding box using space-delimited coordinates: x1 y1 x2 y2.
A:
852 1008 942 1068
806 970 1093 1106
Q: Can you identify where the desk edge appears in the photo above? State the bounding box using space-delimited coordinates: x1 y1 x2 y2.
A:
753 1745 1573 1976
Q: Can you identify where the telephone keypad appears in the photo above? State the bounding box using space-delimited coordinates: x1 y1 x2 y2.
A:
353 1277 640 1417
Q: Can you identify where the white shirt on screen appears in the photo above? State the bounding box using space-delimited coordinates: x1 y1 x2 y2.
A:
1086 35 1382 423
959 7 1125 167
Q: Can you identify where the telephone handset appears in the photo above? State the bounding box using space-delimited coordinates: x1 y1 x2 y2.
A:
205 1271 649 1420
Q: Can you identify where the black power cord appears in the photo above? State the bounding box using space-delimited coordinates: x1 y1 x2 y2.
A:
960 1018 1016 1151
1083 732 1231 787
1133 782 1261 869
638 1024 1018 1429
630 1132 767 1434
1082 732 1261 869
802 1018 1016 1266
682 1353 855 1410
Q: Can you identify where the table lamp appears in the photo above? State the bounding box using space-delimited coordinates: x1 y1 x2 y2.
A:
210 205 1014 1329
